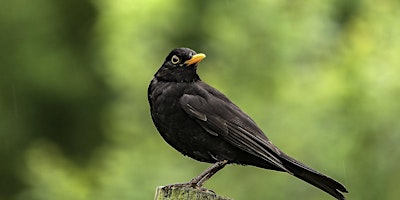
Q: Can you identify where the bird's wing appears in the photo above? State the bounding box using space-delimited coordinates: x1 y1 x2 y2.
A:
180 93 290 172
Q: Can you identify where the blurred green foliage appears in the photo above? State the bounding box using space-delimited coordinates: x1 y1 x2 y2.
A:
1 0 399 200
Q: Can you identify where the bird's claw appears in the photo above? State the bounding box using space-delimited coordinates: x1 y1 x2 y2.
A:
164 182 215 194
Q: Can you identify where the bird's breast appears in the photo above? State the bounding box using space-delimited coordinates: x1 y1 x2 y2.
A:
148 80 220 161
149 80 195 134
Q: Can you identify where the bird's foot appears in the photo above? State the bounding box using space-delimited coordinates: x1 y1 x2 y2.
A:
164 182 193 188
162 161 227 195
164 182 215 194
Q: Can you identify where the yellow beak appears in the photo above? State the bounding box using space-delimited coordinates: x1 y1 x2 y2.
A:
184 53 206 66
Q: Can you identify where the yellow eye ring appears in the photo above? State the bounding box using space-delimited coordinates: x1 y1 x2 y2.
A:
171 55 180 64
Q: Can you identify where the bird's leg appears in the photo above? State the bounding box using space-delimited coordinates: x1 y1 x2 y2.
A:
189 160 228 187
164 160 228 191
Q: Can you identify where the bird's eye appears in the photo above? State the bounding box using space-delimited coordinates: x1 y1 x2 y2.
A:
171 55 180 64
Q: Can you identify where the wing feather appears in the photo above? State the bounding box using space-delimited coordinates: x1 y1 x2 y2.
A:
180 93 290 172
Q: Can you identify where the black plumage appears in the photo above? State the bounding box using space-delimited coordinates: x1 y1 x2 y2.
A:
148 47 348 199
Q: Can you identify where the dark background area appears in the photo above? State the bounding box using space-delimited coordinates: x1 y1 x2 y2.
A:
1 0 399 199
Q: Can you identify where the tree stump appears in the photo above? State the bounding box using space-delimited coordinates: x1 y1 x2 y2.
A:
154 185 232 200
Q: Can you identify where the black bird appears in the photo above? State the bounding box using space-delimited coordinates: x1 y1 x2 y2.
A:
148 47 348 199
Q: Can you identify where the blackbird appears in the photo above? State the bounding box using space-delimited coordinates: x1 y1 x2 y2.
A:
148 47 348 199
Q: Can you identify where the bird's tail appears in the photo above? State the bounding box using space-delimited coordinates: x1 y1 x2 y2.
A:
280 153 348 200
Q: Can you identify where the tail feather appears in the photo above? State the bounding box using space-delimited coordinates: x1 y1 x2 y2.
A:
280 153 348 200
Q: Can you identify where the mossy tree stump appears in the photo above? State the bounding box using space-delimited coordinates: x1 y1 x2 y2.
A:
154 185 232 200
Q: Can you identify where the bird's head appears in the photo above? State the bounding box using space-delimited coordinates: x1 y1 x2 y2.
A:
154 47 206 82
